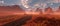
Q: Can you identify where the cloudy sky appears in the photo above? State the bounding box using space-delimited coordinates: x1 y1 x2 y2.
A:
0 0 60 10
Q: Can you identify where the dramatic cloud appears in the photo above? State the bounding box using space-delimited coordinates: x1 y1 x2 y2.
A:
47 0 60 4
0 0 21 6
0 0 5 6
21 0 30 8
33 3 47 9
0 0 60 11
52 0 60 3
0 1 4 3
20 0 60 11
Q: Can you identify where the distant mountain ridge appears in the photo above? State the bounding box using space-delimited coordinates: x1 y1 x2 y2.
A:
0 5 23 11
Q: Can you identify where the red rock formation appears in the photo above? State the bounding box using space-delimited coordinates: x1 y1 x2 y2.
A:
45 7 53 13
57 6 60 12
36 8 42 14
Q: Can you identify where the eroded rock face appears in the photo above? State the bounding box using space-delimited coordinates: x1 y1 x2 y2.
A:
0 15 60 26
0 6 60 26
23 16 60 26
